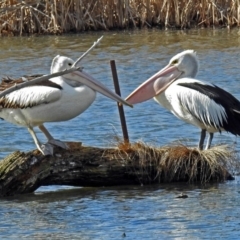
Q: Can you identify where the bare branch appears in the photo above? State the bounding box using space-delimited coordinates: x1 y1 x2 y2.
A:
0 36 103 98
72 35 103 67
0 66 81 98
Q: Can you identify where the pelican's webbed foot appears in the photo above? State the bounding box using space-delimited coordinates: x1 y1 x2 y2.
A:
48 139 69 150
40 143 55 156
39 140 69 156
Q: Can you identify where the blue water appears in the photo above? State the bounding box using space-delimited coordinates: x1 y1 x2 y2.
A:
0 29 240 239
2 181 240 239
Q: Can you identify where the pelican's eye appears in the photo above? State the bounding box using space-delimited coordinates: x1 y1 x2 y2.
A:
171 59 178 65
68 62 72 66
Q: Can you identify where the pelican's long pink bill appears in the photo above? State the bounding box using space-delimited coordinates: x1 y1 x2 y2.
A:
125 65 182 104
70 70 133 108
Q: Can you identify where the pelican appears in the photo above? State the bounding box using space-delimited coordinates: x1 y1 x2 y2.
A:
126 50 240 150
0 55 132 155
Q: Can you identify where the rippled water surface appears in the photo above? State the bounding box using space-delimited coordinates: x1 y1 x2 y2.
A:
1 29 240 239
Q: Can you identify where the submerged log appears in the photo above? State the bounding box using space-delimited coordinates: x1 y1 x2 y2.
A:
0 142 236 197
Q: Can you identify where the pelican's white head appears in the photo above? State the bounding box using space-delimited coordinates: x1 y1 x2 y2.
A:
50 55 133 108
168 50 199 78
51 55 74 73
126 50 199 104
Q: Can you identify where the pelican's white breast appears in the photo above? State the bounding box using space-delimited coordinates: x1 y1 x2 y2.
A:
0 80 96 127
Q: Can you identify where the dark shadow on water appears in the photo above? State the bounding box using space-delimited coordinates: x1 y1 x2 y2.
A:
1 181 223 203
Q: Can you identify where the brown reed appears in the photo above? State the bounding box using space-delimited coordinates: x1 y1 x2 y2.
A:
0 0 239 36
115 141 238 184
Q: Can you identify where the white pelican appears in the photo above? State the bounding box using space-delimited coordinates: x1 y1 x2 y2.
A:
126 50 240 150
0 55 132 155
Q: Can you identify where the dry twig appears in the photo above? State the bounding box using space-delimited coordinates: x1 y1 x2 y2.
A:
0 36 104 98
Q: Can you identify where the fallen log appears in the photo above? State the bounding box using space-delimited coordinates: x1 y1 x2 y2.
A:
0 141 237 197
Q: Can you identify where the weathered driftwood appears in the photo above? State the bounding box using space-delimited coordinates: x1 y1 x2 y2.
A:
0 142 236 197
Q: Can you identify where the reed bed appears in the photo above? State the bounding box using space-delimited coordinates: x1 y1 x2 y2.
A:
115 141 238 184
0 0 240 36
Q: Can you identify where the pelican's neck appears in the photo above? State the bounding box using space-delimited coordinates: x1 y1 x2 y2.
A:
49 76 84 88
49 76 65 87
182 57 198 79
63 77 84 87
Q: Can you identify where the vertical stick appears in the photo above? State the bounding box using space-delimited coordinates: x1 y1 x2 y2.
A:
110 60 129 143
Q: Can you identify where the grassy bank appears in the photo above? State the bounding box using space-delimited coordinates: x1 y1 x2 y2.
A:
0 0 239 36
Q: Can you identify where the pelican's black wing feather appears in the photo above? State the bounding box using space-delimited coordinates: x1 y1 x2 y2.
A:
177 82 240 135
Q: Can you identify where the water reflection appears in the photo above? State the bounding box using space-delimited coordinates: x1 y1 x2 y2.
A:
1 181 240 239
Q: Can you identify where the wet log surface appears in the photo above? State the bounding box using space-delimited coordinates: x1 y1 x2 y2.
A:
0 142 236 197
0 142 137 197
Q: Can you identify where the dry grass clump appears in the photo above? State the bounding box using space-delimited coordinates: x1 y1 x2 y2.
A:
115 141 238 184
1 0 240 36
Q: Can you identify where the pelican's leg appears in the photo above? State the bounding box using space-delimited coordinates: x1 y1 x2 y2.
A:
205 133 214 150
38 124 69 150
198 129 206 150
28 127 54 155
